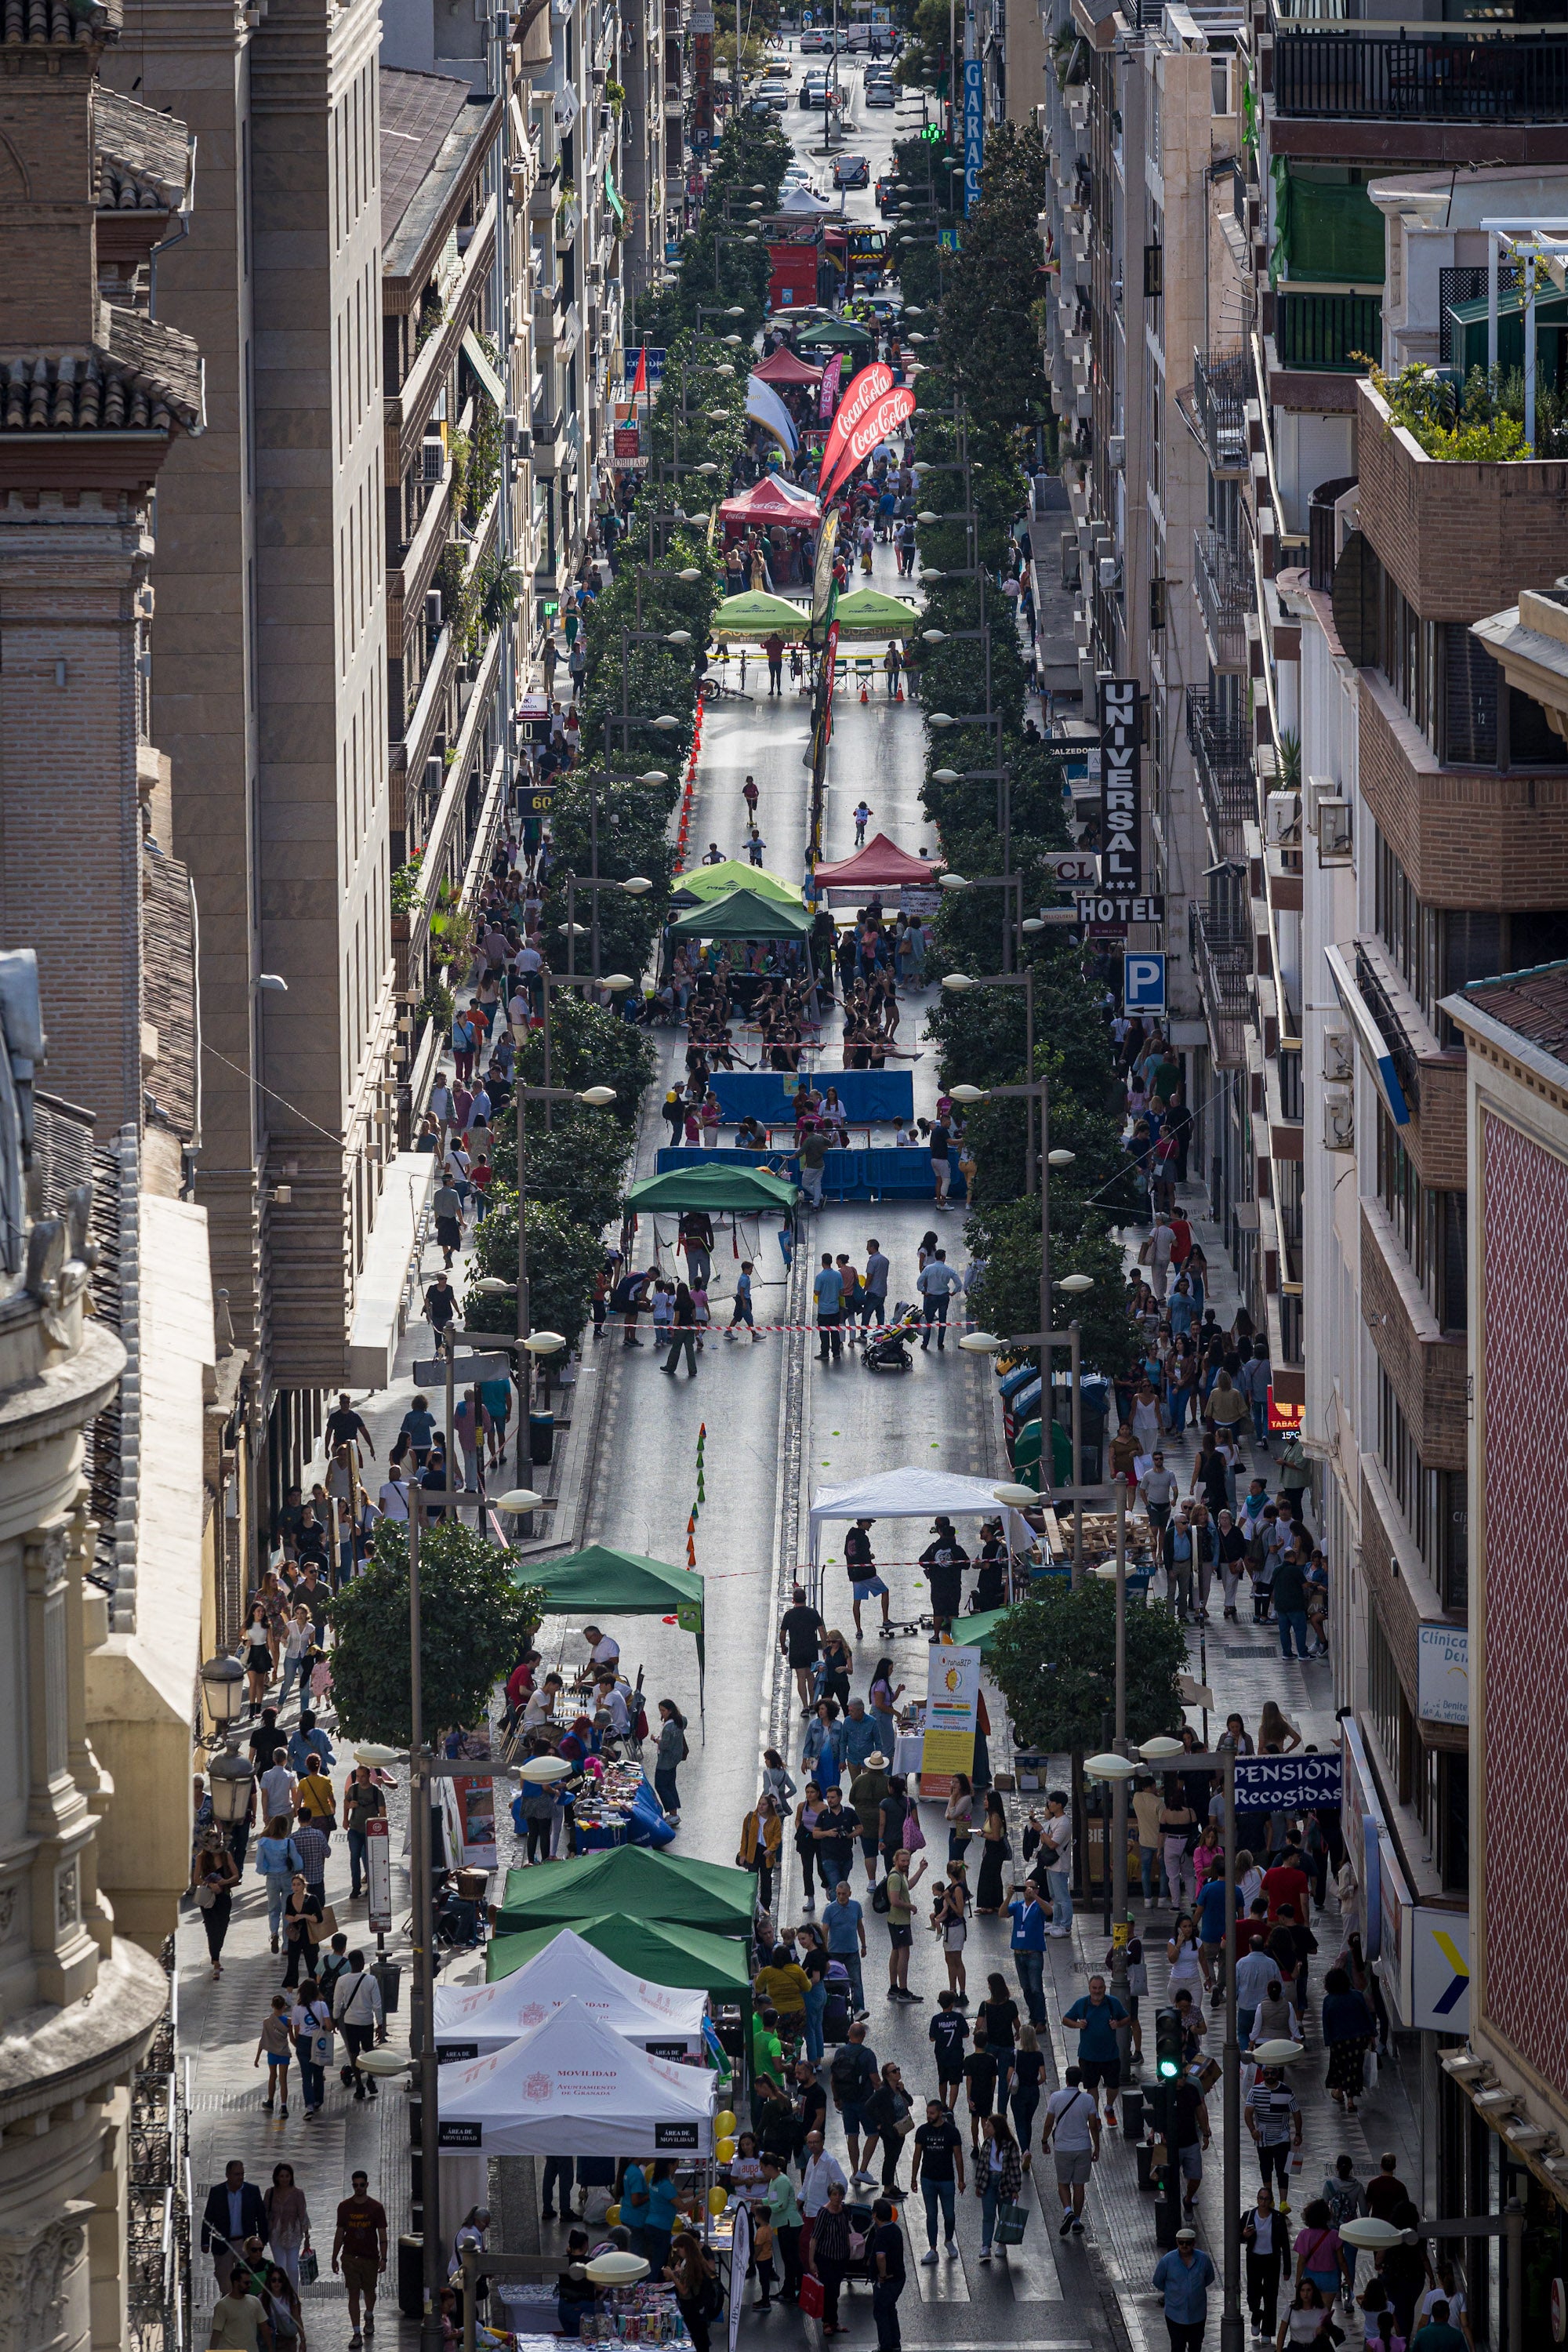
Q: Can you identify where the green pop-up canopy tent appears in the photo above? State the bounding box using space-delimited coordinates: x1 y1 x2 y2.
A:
671 856 801 907
666 885 815 943
494 1843 756 1938
485 1911 753 1997
626 1162 799 1215
524 1544 707 1708
795 318 873 350
712 590 812 642
831 586 924 641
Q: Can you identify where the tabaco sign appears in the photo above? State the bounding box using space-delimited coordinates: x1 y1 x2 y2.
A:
1098 677 1142 892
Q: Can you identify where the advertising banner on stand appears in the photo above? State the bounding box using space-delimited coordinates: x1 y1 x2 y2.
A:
365 1817 393 1936
920 1642 981 1791
819 386 916 506
815 362 893 495
811 510 840 630
818 353 843 420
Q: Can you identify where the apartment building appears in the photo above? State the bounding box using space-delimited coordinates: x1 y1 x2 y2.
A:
1446 931 1568 2238
1036 0 1245 1087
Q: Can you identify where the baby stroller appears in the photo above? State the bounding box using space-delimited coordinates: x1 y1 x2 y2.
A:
822 1957 854 2046
863 1302 920 1374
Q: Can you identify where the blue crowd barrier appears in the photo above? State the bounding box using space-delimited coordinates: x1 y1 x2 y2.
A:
706 1069 915 1123
650 1145 967 1203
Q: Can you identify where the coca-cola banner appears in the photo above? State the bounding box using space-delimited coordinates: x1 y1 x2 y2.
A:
815 361 892 495
820 386 916 506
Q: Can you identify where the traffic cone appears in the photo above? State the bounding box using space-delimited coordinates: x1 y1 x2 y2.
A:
687 1510 697 1534
895 685 904 702
859 681 869 703
687 1533 697 1566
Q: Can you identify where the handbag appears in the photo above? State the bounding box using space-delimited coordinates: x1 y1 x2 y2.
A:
297 2245 319 2287
798 2277 825 2321
995 2201 1029 2246
196 1882 218 1910
902 1809 925 1853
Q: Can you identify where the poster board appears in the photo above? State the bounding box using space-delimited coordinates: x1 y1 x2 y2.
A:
920 1642 980 1793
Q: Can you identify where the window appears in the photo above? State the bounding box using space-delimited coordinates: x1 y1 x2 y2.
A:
1377 1370 1468 1602
1367 1605 1405 1796
1372 826 1568 1041
1375 1102 1466 1330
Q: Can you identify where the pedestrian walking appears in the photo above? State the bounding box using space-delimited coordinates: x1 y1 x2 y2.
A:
1007 1876 1049 2024
332 2171 388 2350
263 2165 311 2290
201 2163 267 2297
911 2097 965 2263
868 2197 905 2352
343 1766 385 1902
254 1993 294 2116
1244 2186 1287 2338
916 1247 961 1348
1040 2067 1100 2235
256 1817 302 1955
291 1977 333 2118
883 1847 927 2001
814 1253 844 1360
975 2112 1024 2263
1153 2230 1218 2352
332 1951 385 2098
191 1829 241 1980
1042 1790 1073 1935
661 1282 699 1377
655 1700 687 1823
1247 2065 1303 2201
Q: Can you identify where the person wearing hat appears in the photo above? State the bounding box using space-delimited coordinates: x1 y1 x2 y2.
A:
844 1519 891 1639
920 1519 969 1627
1152 2229 1217 2349
849 1753 891 1889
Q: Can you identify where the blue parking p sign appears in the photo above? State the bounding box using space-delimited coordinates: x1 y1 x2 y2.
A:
1123 952 1166 1013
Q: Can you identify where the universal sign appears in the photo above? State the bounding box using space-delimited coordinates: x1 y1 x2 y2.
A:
1098 677 1142 892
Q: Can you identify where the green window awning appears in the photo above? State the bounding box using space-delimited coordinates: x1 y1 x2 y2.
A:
605 160 626 224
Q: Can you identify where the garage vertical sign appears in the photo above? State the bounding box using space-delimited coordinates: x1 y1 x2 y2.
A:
963 60 985 215
1099 677 1142 892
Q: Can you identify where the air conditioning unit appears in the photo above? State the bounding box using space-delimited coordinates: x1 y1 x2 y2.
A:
1304 773 1338 834
1319 796 1352 862
425 589 443 632
1265 789 1301 847
1323 1026 1353 1085
1323 1087 1354 1152
421 434 445 484
1106 434 1126 470
1098 555 1120 590
423 755 442 796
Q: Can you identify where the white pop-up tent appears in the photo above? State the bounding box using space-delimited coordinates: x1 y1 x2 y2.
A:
432 1927 708 2063
437 1998 717 2157
807 1465 1039 1606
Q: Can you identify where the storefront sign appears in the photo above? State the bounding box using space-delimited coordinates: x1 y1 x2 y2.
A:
1045 851 1099 885
962 60 985 215
1417 1622 1469 1726
1267 1385 1304 1434
1098 677 1142 891
518 781 556 818
1233 1753 1343 1811
1410 1908 1470 2031
1073 893 1163 927
920 1642 980 1787
613 423 642 464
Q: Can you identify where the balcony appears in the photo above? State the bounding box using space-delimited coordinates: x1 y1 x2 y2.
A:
1273 28 1568 123
1192 344 1253 477
1187 690 1258 859
1193 527 1254 671
1189 899 1253 1070
1274 286 1382 373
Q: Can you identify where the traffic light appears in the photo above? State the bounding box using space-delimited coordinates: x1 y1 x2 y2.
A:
1155 2005 1183 2082
920 122 942 143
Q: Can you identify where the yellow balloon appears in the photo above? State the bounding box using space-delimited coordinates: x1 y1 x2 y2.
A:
706 2187 729 2216
714 2110 738 2139
717 2136 736 2162
605 2205 620 2227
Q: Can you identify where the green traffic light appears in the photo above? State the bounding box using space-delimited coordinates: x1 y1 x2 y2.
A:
1157 2056 1180 2079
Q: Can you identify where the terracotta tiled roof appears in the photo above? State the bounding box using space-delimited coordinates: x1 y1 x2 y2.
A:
1465 960 1568 1073
0 303 201 434
0 0 119 44
95 87 190 213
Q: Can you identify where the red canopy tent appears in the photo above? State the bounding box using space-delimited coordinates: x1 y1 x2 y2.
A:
717 476 824 530
812 833 938 889
752 347 825 388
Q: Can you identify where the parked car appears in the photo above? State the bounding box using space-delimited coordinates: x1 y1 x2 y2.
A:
833 152 870 188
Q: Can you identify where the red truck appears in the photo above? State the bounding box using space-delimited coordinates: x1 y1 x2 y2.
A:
768 241 819 314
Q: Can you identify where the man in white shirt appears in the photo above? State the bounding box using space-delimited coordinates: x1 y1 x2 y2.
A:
800 2131 850 2245
333 1950 386 2100
377 1475 410 1524
1043 1790 1073 1936
1139 1214 1174 1302
914 1249 962 1352
1233 1937 1278 2044
1040 2067 1101 2234
572 1626 619 1690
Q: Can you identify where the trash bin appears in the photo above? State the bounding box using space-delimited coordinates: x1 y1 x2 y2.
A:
528 1409 554 1466
372 1958 401 2013
398 2235 424 2319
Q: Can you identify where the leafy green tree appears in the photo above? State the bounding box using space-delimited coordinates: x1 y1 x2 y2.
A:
328 1520 546 1744
989 1581 1187 1755
932 121 1050 430
463 1193 606 1350
489 1102 634 1239
510 991 654 1133
964 1198 1134 1376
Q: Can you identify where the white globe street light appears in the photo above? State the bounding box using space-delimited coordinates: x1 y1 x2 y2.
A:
958 1330 1003 1354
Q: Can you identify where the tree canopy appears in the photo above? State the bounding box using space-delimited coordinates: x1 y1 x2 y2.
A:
328 1521 546 1746
988 1581 1187 1757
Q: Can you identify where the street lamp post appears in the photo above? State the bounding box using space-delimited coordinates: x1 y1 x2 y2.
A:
536 968 638 1121
503 1081 617 1479
941 967 1035 1187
